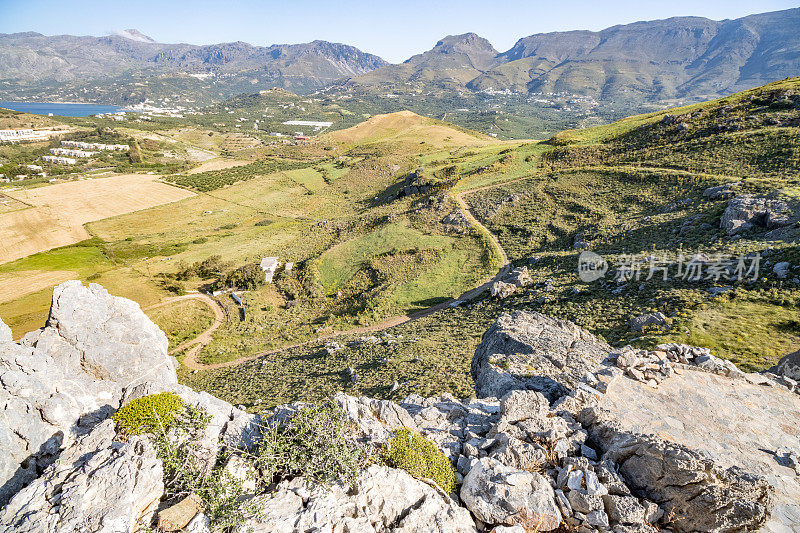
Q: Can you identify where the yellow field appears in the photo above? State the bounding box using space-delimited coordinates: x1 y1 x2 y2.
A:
0 270 78 303
0 174 195 264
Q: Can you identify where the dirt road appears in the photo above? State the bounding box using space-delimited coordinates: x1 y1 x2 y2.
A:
178 185 511 371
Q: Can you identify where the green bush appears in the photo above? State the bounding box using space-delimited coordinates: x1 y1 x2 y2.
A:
112 392 185 437
383 427 456 493
254 401 364 487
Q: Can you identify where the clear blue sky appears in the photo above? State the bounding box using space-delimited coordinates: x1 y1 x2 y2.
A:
1 0 798 63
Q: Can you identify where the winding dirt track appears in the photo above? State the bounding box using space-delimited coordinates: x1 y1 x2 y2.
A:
171 187 511 371
145 293 225 363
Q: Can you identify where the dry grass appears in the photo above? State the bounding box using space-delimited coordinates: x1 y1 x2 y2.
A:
325 110 498 148
0 174 195 264
0 270 78 304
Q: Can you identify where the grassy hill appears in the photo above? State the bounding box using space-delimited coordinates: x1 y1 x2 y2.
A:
182 76 800 409
324 110 498 148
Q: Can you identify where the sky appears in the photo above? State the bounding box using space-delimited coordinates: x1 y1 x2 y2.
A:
1 0 798 63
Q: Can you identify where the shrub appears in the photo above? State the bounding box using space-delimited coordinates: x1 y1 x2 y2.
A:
383 427 456 493
253 401 364 487
112 392 185 437
220 263 265 291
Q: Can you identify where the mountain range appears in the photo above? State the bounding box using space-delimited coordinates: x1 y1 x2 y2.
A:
351 7 800 101
0 30 388 93
1 7 799 103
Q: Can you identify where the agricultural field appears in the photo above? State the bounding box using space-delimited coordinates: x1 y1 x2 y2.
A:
0 174 195 263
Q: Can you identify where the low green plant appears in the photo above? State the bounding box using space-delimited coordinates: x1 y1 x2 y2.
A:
383 427 456 493
112 392 185 437
252 401 364 487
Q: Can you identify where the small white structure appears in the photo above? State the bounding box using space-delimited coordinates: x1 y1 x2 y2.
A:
284 262 294 272
42 155 76 165
260 257 280 283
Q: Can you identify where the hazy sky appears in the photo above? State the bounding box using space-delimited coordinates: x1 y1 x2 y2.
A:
1 0 798 63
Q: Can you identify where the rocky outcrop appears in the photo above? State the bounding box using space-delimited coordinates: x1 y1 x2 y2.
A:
628 312 670 333
471 311 610 401
0 420 164 533
720 193 793 235
771 349 800 381
242 465 477 532
2 282 799 532
0 281 178 507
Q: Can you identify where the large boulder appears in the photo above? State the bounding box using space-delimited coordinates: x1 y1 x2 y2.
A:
720 193 793 235
35 280 178 387
770 349 800 381
0 281 179 506
0 420 164 533
460 457 561 531
242 464 477 532
628 312 670 333
472 311 610 401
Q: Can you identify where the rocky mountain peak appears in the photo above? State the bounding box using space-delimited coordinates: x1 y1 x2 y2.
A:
112 29 156 43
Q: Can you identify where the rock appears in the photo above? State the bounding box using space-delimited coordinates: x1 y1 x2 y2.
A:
243 464 477 532
771 349 800 381
603 494 646 524
157 493 203 531
186 513 210 533
460 457 561 531
472 311 610 402
491 281 517 300
773 261 791 279
720 193 793 235
0 420 164 533
499 389 549 424
222 455 257 495
334 392 417 445
42 281 177 387
0 317 11 343
504 267 533 288
628 312 670 333
585 509 610 527
567 489 603 514
703 183 739 200
580 405 775 532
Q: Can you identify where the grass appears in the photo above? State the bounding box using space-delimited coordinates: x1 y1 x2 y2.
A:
318 222 459 295
662 297 800 371
146 298 215 349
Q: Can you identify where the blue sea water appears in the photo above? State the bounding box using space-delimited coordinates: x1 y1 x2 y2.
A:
0 101 124 117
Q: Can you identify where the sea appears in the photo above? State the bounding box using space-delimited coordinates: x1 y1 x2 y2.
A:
0 101 125 117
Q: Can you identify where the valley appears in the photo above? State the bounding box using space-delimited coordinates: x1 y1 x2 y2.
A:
0 75 798 412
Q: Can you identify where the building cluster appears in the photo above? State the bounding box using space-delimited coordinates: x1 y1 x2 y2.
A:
61 140 129 151
0 129 60 143
42 155 76 165
50 147 96 158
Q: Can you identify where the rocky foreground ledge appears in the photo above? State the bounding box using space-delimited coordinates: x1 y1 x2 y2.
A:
1 282 799 532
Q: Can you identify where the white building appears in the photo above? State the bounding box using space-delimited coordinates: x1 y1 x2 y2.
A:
42 155 76 165
61 140 129 151
260 257 280 283
50 148 96 158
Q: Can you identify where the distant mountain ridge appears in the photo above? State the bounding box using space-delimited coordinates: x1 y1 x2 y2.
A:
0 30 388 93
351 8 800 101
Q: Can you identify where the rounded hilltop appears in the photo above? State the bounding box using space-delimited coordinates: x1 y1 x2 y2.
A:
324 110 499 148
